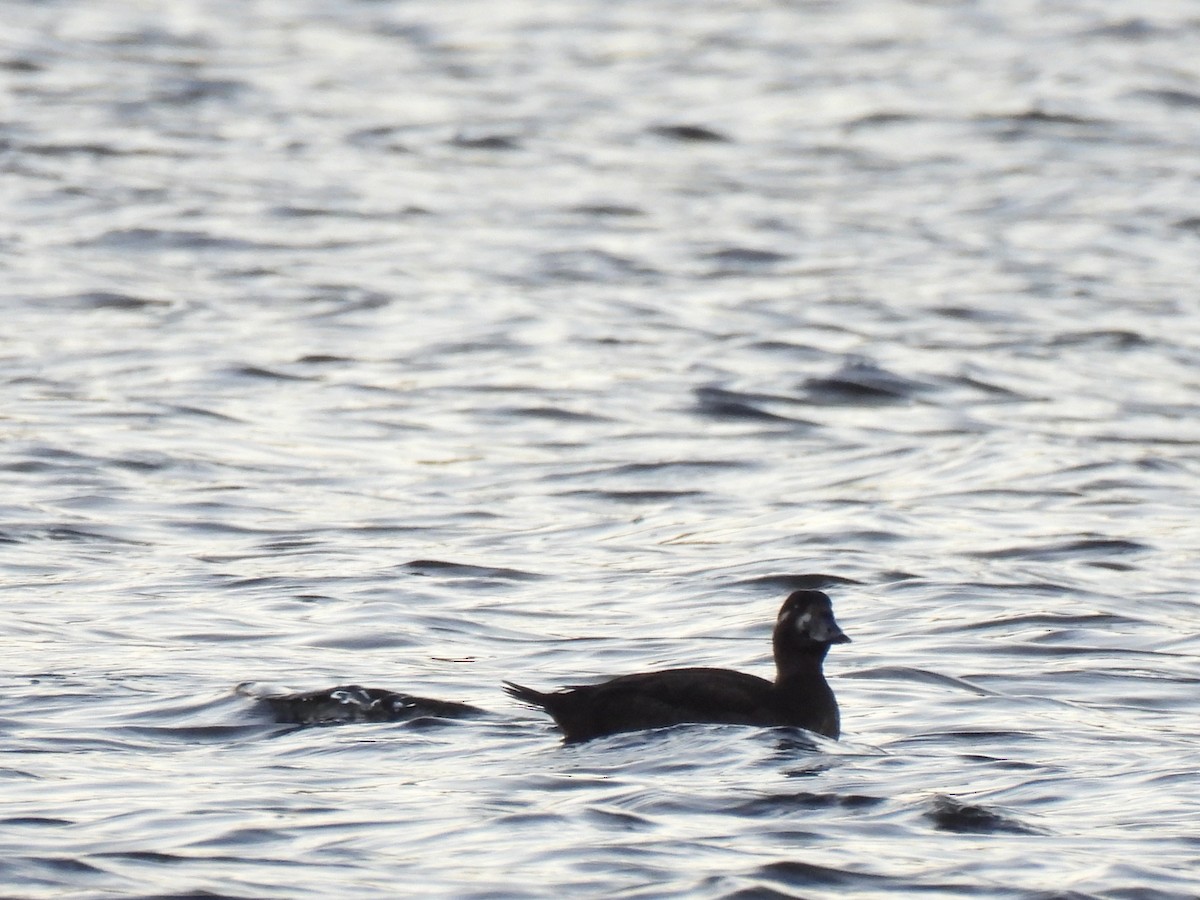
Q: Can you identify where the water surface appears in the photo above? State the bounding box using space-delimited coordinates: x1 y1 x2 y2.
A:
4 1 1200 897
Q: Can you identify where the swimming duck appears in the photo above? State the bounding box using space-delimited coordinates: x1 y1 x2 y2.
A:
249 684 483 726
504 589 849 742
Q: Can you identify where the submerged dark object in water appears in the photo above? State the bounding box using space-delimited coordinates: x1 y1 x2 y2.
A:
245 684 484 725
505 589 850 743
927 795 1044 835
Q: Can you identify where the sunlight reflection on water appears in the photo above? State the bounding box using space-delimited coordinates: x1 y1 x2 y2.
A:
5 0 1200 897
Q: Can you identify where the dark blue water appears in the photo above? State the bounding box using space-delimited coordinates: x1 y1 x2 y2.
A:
4 1 1200 897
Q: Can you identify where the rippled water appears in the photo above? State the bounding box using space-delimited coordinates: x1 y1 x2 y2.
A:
5 0 1200 897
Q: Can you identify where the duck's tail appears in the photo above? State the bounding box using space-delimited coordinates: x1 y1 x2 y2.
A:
503 681 549 708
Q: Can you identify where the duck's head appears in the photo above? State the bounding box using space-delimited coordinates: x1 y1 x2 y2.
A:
773 589 850 661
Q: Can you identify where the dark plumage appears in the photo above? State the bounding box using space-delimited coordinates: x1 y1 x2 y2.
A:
254 685 483 726
505 590 850 742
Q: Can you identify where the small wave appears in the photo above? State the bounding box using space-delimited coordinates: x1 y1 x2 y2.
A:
693 386 813 424
948 612 1137 633
494 405 609 422
976 108 1113 141
705 247 791 267
51 291 170 310
537 248 659 283
449 131 521 151
1049 329 1148 348
843 111 921 131
84 228 288 252
600 460 755 476
567 204 645 218
970 537 1150 561
648 124 730 142
1133 88 1200 109
164 404 243 422
40 526 147 546
18 141 164 158
734 790 885 816
559 489 705 503
733 573 863 592
0 817 74 827
401 559 544 581
800 362 935 406
843 666 999 697
224 365 314 382
746 859 899 889
151 77 247 105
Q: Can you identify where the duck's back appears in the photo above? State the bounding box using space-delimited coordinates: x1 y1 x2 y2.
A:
259 685 482 725
507 667 830 742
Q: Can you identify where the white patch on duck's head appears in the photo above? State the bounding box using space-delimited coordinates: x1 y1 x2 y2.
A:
792 610 813 634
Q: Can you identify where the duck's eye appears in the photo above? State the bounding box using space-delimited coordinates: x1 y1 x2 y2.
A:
792 611 812 633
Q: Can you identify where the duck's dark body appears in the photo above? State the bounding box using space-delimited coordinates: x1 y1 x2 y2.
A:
505 664 838 742
258 685 483 726
505 590 849 743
